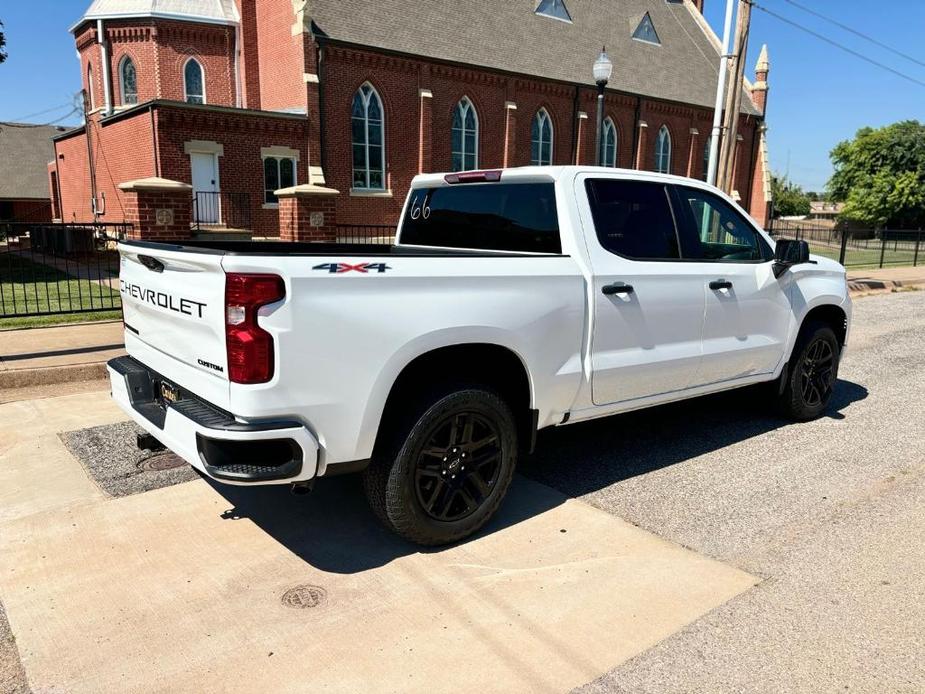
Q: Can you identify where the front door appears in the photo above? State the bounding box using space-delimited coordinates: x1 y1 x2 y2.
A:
579 175 707 405
669 185 792 385
190 152 220 224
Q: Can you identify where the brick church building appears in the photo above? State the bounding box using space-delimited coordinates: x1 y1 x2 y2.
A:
51 0 773 239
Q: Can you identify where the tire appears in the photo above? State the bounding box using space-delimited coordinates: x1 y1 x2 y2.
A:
777 321 841 421
362 388 518 546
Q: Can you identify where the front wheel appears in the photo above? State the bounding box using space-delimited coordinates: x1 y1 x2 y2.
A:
777 321 841 421
363 388 518 546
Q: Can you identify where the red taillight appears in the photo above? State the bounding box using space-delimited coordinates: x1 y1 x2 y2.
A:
444 170 503 184
225 273 285 384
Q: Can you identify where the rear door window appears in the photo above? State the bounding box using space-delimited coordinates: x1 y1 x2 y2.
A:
584 179 681 260
400 182 561 253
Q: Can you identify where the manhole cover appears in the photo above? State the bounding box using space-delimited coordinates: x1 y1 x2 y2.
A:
281 585 327 609
138 453 186 472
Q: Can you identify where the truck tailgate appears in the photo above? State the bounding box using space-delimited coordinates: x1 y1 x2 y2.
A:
118 244 229 401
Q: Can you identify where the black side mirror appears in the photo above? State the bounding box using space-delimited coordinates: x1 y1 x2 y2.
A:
773 239 810 277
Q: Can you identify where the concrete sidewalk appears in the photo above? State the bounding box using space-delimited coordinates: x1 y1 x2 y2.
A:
0 320 124 401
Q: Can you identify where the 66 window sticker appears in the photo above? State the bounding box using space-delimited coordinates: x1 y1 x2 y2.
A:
313 262 392 274
408 190 431 220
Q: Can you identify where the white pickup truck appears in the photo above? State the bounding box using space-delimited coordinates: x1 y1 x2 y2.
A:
109 166 851 545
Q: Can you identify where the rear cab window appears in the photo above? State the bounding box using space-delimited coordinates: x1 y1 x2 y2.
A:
399 182 562 254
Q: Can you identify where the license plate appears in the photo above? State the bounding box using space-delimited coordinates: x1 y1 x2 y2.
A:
158 381 180 405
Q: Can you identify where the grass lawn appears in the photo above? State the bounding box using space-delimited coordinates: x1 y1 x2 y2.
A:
0 253 121 329
807 242 919 270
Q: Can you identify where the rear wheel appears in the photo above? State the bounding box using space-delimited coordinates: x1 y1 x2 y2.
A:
777 321 840 421
363 388 518 546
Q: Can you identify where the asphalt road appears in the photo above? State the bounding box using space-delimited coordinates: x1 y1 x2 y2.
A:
524 289 925 693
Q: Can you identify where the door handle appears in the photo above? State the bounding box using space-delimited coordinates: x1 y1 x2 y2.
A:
602 282 635 296
709 279 733 290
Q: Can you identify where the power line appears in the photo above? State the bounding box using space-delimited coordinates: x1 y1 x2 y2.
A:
778 0 925 69
750 2 925 89
7 101 76 123
0 107 81 128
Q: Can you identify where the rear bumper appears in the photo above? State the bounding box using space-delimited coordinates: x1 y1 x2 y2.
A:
108 356 319 485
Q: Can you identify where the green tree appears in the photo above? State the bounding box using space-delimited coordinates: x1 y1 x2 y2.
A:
771 174 811 217
828 121 925 228
0 20 7 64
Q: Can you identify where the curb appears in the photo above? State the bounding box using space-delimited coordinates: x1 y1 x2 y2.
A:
0 362 110 390
847 278 924 297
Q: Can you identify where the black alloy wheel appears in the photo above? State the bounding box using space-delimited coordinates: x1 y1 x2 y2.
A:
363 388 518 546
414 411 503 522
799 337 836 407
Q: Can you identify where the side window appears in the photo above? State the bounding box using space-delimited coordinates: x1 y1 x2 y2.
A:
584 179 680 260
675 186 769 262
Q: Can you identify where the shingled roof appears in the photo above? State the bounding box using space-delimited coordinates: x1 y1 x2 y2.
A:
308 0 760 115
73 0 239 31
0 124 64 200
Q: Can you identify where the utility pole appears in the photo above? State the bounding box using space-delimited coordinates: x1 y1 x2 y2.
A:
706 0 735 187
718 0 751 193
81 88 100 220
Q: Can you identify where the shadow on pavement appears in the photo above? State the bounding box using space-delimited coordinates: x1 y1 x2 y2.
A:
524 378 868 496
206 379 868 574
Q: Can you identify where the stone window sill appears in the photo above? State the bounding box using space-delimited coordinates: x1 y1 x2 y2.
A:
349 188 393 198
262 203 280 210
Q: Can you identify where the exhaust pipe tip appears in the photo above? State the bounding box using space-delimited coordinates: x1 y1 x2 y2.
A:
290 481 314 496
137 432 166 453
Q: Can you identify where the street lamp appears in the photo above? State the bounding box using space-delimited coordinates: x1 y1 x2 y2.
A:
593 47 613 167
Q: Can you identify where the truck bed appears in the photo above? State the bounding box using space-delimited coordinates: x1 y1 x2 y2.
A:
120 239 562 257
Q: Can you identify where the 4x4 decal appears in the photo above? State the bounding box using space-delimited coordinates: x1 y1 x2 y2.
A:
313 262 391 274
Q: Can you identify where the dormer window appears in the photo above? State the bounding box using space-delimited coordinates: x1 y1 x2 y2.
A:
535 0 572 23
632 12 661 45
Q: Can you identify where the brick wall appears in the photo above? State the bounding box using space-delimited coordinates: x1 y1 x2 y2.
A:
54 112 157 224
0 199 52 223
154 105 309 236
154 21 236 106
254 0 305 112
107 23 159 107
320 45 762 227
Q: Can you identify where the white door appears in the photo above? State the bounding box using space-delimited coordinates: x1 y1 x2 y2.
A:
669 184 792 385
578 175 707 405
190 152 219 224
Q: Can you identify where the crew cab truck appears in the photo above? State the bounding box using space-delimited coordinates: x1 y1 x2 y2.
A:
109 166 851 545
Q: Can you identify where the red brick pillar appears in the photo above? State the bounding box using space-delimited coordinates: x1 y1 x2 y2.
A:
635 121 648 170
276 184 340 242
117 177 193 241
418 88 433 174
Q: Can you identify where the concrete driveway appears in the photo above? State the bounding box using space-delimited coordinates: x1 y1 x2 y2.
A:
1 289 923 693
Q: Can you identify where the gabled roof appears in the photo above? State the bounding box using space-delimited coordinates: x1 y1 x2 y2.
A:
0 124 64 200
308 0 760 115
73 0 239 32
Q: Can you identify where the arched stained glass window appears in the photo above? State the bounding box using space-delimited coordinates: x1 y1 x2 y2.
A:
452 97 479 172
352 83 385 190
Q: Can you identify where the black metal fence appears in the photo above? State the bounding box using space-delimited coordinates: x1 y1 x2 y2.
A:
335 224 397 244
0 222 131 319
766 219 923 269
193 191 252 230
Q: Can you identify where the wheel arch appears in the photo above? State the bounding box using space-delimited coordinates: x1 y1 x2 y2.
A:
372 343 537 457
799 303 848 348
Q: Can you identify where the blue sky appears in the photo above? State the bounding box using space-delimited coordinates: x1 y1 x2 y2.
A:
1 0 923 192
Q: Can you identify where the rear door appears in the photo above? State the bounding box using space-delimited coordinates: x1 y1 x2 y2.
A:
577 175 706 405
118 244 229 383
